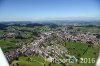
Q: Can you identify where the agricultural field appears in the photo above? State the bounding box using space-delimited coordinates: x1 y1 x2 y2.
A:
10 55 63 66
75 26 100 33
0 38 18 52
65 41 100 66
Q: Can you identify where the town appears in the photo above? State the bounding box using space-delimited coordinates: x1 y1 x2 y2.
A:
0 22 100 66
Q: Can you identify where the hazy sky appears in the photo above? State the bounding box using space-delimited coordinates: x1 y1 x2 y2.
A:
0 0 100 21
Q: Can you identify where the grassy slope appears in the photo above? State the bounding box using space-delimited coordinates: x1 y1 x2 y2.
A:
65 41 99 66
10 55 63 66
76 27 100 33
0 30 4 35
0 38 18 52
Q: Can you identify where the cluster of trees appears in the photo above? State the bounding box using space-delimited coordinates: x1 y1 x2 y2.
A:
26 23 44 27
0 23 8 30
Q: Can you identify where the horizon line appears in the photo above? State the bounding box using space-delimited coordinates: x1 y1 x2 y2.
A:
0 16 100 22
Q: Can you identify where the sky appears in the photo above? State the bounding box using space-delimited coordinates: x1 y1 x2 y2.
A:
0 0 100 21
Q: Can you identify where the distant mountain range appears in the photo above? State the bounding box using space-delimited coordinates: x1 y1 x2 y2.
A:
0 20 100 26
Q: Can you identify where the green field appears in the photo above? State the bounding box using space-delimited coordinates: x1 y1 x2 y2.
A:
10 55 63 66
65 41 100 66
75 26 100 33
0 30 4 35
0 38 18 52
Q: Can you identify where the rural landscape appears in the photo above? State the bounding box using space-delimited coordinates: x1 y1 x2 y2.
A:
0 0 100 66
0 21 100 66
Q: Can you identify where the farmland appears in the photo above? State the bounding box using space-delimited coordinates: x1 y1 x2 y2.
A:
0 22 100 66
